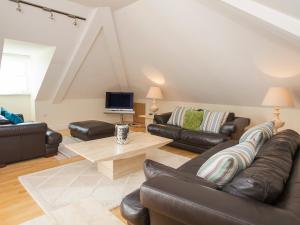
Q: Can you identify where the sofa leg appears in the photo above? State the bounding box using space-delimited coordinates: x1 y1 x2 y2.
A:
0 164 7 168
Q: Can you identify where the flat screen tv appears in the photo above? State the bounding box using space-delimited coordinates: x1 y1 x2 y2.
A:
105 92 134 111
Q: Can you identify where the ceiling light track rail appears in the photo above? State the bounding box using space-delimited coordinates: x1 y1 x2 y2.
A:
8 0 86 22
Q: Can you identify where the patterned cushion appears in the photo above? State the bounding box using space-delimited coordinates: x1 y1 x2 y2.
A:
167 106 189 127
200 111 229 133
197 137 259 187
239 121 274 150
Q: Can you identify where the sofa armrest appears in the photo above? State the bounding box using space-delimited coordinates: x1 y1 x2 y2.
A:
144 160 218 189
220 117 250 140
0 122 47 137
141 176 300 225
46 129 62 145
154 112 172 124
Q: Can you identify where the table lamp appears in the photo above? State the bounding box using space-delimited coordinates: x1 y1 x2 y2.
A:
262 87 294 129
146 86 163 114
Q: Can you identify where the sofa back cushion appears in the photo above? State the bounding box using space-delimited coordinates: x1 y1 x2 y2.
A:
223 130 300 204
182 109 204 131
197 137 259 187
167 106 189 127
239 121 274 150
200 111 230 133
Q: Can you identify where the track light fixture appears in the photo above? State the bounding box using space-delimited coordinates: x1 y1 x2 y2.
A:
16 0 22 12
49 10 54 20
9 0 86 26
73 17 78 26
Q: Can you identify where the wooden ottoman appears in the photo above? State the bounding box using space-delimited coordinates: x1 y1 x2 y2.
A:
69 120 115 141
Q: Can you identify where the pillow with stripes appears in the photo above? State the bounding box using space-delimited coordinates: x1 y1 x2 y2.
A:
167 106 189 127
197 136 260 187
239 121 274 151
200 110 229 133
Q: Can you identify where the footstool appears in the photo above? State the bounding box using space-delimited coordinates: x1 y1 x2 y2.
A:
69 120 115 141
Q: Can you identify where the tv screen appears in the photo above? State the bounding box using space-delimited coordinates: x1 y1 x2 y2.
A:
105 92 134 110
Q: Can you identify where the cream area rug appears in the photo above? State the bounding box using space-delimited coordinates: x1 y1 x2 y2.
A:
19 149 190 225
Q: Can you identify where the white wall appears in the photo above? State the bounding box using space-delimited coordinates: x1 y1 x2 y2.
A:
0 95 32 120
155 100 300 133
35 99 120 130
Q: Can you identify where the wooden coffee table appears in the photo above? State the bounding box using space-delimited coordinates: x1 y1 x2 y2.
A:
66 132 172 180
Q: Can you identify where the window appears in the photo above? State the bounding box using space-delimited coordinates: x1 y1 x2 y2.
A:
0 53 30 95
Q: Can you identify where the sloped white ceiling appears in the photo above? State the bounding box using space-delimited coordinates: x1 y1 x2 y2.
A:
68 0 139 10
253 0 300 20
65 31 120 99
114 0 300 106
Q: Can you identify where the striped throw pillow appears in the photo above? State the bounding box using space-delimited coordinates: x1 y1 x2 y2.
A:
167 106 189 127
197 137 259 187
239 121 274 151
200 111 229 133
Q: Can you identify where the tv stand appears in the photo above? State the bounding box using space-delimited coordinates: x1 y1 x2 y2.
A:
104 110 135 123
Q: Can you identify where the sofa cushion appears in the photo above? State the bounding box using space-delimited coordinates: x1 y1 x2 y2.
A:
240 121 274 150
182 109 204 131
178 140 238 174
144 159 218 189
167 106 189 127
147 124 181 140
223 130 300 204
200 111 230 133
197 138 259 187
180 129 230 147
1 108 24 124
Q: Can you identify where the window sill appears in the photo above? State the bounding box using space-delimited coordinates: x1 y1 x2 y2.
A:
0 93 31 96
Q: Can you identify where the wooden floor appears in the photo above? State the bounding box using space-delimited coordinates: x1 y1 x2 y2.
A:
0 129 198 225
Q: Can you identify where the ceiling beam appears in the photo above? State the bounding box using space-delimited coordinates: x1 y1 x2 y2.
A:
52 7 129 103
52 8 103 103
221 0 300 38
99 8 129 90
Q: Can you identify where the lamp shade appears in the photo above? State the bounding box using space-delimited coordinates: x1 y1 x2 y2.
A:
262 87 294 107
146 86 163 99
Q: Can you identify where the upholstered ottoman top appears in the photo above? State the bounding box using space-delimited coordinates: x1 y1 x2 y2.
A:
69 120 115 141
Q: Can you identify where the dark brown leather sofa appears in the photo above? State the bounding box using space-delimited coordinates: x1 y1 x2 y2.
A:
121 130 300 225
0 114 62 167
148 112 250 153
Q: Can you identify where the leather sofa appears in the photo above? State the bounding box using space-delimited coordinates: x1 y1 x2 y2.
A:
148 112 250 153
121 130 300 225
0 114 62 167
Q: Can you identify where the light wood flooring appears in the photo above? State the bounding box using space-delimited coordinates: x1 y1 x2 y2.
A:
0 129 198 225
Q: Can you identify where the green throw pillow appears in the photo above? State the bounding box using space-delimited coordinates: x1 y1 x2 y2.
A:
183 110 203 131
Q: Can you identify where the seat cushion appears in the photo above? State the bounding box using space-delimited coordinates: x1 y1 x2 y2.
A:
178 140 238 175
148 124 182 140
223 130 300 204
180 129 230 147
69 120 115 136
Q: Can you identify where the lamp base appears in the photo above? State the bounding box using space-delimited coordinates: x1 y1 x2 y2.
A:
150 99 159 114
273 106 285 131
